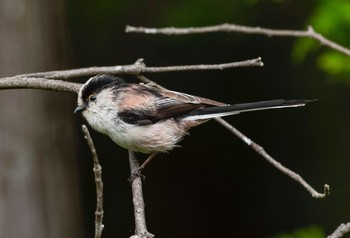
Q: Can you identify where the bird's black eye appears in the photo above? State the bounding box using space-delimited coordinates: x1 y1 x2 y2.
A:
88 95 96 101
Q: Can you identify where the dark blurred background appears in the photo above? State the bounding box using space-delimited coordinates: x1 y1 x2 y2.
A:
0 0 350 237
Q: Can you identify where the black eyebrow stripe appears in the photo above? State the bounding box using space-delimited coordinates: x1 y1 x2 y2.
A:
81 75 125 99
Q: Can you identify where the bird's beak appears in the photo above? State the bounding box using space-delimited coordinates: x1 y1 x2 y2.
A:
74 106 86 114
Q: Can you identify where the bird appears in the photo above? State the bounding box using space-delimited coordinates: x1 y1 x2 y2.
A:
75 74 314 174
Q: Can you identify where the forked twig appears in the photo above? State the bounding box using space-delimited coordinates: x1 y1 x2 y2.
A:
82 125 104 238
126 24 350 56
214 118 330 198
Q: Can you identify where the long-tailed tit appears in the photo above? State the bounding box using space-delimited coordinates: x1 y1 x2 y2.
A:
75 75 314 172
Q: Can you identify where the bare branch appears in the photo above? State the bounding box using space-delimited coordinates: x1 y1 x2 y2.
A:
0 76 81 93
328 223 350 238
14 57 263 79
128 151 154 238
214 117 330 198
0 58 263 93
82 125 104 238
126 24 350 56
135 57 264 71
0 57 263 93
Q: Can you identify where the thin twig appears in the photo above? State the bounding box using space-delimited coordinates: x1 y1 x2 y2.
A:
12 57 263 79
0 58 263 92
126 24 350 56
214 117 330 198
128 151 154 238
82 125 104 238
328 223 350 238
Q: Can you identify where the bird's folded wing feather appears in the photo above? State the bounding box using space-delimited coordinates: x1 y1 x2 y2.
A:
117 85 225 125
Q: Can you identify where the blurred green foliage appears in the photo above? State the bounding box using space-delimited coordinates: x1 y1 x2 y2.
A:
272 225 325 238
292 0 350 79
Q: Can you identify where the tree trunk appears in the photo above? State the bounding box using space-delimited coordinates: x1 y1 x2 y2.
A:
0 1 82 237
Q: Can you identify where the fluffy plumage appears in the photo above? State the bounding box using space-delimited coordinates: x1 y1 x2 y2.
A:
76 75 313 154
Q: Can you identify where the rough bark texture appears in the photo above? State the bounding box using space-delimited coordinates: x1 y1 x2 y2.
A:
0 1 82 237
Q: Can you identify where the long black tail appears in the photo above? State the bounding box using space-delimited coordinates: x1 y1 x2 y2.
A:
183 99 316 121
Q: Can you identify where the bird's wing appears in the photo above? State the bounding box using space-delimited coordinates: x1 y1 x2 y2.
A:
154 87 229 119
117 84 227 125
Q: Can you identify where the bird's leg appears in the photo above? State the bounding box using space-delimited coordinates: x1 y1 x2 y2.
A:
129 153 158 181
137 152 158 174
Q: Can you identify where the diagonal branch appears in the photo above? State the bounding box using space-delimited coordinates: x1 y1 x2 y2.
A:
214 117 330 198
328 223 350 238
126 24 350 56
